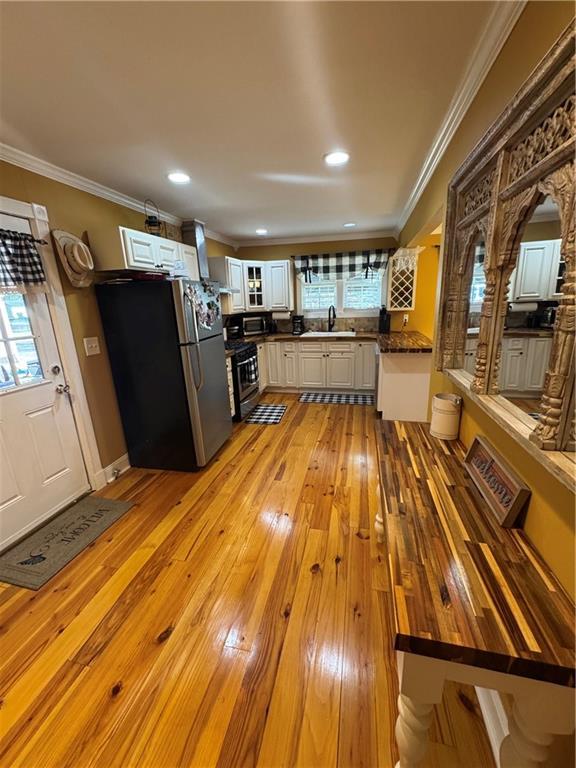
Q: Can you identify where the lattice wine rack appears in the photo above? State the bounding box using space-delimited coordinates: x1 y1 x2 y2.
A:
387 249 418 310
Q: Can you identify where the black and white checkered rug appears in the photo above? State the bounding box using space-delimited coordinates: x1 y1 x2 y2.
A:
245 404 288 424
299 392 375 406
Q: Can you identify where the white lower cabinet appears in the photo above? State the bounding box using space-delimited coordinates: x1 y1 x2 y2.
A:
500 338 528 391
257 343 268 392
355 342 377 389
267 343 283 386
265 340 377 390
299 353 326 387
283 343 298 387
326 352 355 389
524 337 553 391
500 336 552 393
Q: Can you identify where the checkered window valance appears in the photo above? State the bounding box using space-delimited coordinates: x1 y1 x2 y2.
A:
0 230 47 294
293 249 392 283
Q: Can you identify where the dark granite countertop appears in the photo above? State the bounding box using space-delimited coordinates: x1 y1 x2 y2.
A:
378 331 433 353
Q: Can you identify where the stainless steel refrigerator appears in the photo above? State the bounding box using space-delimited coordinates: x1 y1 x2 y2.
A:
96 278 232 470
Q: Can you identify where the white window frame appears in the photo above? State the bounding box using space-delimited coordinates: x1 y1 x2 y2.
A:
297 272 386 318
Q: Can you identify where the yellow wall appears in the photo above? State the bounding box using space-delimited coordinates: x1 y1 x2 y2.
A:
206 237 236 259
400 4 575 597
389 238 439 338
400 2 574 246
522 219 561 242
236 235 397 262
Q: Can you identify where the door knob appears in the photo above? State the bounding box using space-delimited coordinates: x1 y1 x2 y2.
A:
56 384 71 394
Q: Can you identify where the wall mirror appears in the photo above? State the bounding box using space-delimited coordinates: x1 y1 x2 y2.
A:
436 24 574 456
497 197 562 422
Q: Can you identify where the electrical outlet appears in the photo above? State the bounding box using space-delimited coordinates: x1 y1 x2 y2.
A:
402 314 409 327
83 336 101 356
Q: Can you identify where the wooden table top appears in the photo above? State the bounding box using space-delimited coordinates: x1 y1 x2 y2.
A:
376 420 575 687
378 331 433 353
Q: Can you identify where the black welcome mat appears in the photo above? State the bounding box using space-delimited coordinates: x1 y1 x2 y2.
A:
299 392 375 406
0 496 134 590
245 404 287 424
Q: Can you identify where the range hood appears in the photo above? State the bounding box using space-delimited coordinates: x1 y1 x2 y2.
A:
181 219 209 279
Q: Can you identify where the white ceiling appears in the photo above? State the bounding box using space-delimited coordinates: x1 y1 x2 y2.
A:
1 1 514 242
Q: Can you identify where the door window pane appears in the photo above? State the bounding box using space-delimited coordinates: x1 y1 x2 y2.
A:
0 293 32 336
0 293 44 389
0 342 15 389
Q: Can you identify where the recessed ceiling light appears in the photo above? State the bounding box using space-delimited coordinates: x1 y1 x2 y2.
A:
256 228 268 236
343 222 356 228
167 171 190 184
323 150 350 167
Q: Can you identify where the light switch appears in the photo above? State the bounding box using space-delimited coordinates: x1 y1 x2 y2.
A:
83 336 101 356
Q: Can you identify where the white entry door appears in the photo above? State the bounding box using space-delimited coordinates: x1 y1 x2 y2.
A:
0 213 89 550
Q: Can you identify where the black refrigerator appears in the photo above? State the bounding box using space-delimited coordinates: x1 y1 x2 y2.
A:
96 279 232 471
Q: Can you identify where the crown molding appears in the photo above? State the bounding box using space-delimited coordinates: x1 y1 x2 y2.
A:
0 143 182 226
237 229 397 248
397 0 526 235
204 228 238 248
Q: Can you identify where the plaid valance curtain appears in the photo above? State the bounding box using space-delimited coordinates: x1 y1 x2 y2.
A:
293 249 392 283
0 230 47 294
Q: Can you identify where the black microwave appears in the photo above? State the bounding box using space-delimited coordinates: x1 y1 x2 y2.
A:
243 315 267 336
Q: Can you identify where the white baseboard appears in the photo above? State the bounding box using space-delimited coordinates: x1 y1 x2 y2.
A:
95 453 131 488
476 687 508 768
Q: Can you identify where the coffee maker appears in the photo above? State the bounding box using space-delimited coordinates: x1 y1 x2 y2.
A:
378 306 391 334
292 315 305 335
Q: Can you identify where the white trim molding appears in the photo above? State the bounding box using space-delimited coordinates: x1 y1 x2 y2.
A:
0 143 181 226
101 452 131 486
0 143 242 250
397 1 526 234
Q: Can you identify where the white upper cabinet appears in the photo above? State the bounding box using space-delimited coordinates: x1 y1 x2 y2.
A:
211 256 293 313
267 261 293 311
178 244 200 281
156 237 179 270
228 259 246 312
121 228 158 270
547 240 564 300
244 262 266 310
511 240 557 302
92 226 199 276
211 257 246 312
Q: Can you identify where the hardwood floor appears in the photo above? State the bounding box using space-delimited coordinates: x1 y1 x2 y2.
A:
0 395 494 767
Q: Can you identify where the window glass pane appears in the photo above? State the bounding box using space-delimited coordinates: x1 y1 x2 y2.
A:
0 293 32 337
343 273 382 310
302 282 337 311
9 339 43 384
0 342 15 389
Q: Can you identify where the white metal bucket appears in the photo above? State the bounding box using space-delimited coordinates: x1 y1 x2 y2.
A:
430 393 462 440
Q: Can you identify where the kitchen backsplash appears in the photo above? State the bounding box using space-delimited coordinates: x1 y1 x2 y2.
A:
276 316 379 333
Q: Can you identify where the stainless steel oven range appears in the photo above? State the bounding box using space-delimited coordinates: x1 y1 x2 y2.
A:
225 340 261 420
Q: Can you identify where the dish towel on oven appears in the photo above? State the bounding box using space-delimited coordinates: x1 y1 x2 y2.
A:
245 356 259 385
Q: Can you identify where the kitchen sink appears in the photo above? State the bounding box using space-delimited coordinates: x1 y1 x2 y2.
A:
301 331 357 337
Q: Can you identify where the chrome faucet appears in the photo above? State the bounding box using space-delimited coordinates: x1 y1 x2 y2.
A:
328 305 336 332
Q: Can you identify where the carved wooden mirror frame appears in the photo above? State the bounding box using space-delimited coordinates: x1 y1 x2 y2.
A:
436 23 575 452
